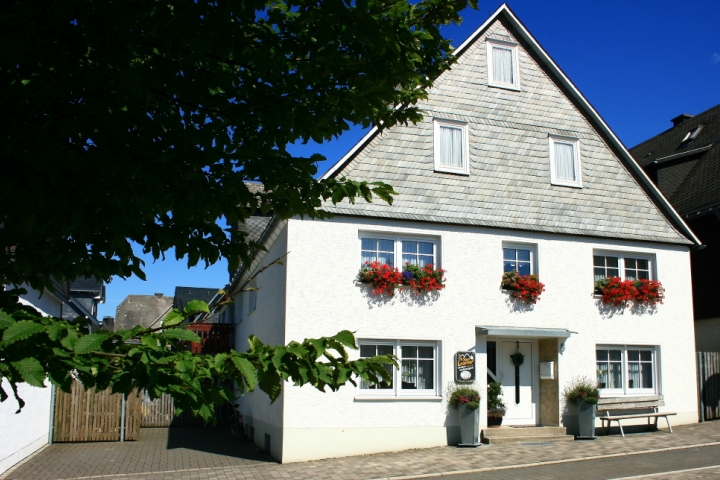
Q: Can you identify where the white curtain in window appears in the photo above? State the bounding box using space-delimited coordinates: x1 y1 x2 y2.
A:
628 362 640 389
493 47 514 84
555 142 576 181
440 126 463 167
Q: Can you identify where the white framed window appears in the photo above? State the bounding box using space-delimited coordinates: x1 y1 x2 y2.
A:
360 234 438 269
433 119 469 175
596 346 658 396
593 252 653 282
357 340 439 397
503 243 537 276
549 136 582 188
486 39 520 90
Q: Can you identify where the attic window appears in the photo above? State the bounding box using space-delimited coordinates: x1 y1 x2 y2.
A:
486 39 520 90
433 118 469 175
549 135 582 188
681 125 703 143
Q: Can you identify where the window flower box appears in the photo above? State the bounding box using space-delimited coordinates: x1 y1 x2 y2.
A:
594 277 665 307
501 270 545 304
358 262 446 296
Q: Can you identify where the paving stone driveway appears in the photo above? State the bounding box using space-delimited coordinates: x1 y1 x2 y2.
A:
3 422 720 480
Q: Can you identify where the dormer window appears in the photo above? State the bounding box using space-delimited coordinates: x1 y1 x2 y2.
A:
487 39 520 90
681 125 703 143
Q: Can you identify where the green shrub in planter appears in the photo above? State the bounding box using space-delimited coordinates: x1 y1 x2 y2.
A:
487 381 507 417
449 386 480 410
562 376 600 404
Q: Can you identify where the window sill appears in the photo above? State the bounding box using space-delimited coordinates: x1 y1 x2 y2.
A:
434 167 470 176
488 82 521 92
551 180 583 189
354 396 443 402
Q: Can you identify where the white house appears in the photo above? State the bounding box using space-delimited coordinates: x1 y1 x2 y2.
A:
220 4 701 463
0 285 61 475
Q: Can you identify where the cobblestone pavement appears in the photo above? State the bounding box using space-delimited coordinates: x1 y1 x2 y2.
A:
3 422 720 480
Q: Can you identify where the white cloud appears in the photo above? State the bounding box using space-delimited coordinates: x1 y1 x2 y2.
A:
710 53 720 63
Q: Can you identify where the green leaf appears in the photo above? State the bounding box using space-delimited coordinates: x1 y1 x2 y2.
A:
184 300 210 314
162 310 184 327
60 328 79 350
11 358 46 387
73 333 107 354
0 310 16 329
2 321 45 345
160 328 201 342
332 330 357 349
232 356 258 391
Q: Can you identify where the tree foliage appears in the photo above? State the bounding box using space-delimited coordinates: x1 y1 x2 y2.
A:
1 0 476 416
1 0 475 290
0 291 396 420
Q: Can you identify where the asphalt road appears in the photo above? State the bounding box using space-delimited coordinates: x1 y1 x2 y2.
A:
429 444 720 479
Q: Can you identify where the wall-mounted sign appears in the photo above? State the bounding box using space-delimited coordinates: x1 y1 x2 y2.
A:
455 351 475 382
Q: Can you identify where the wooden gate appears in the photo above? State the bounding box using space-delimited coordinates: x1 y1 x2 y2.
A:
53 380 141 442
141 391 233 427
698 351 720 422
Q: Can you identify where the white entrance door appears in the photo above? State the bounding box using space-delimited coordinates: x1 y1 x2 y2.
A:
500 341 536 425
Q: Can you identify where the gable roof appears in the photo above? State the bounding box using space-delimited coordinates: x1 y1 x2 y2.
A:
630 103 720 220
321 4 699 246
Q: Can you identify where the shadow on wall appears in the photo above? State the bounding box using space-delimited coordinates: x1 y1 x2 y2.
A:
165 426 277 462
701 373 720 421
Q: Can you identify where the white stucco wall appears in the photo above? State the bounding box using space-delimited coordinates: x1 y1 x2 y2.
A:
277 216 697 462
0 286 60 474
234 224 288 461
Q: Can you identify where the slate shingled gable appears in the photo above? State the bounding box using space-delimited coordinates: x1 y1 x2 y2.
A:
321 4 697 246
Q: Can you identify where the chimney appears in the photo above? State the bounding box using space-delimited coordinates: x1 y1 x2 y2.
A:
102 316 115 331
671 114 694 128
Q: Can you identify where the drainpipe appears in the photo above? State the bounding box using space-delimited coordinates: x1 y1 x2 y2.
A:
48 384 56 444
120 394 126 442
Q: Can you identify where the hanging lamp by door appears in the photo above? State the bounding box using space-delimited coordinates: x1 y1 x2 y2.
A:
509 341 525 404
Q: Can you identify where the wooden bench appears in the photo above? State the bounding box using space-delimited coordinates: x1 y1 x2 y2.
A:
596 395 676 437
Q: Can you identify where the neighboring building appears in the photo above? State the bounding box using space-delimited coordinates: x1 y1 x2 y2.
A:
114 293 173 330
1 277 102 475
630 104 720 352
215 4 701 463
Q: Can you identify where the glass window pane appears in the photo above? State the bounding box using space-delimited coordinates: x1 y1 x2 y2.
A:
418 346 434 359
402 346 417 358
492 46 514 84
609 363 622 388
402 241 417 254
597 362 608 387
594 267 606 280
503 248 516 261
418 360 434 389
638 271 649 280
640 351 652 362
628 350 639 361
360 345 376 357
378 239 395 252
637 259 649 270
518 249 531 261
626 258 637 269
440 126 463 167
504 261 516 273
609 350 621 361
377 253 394 267
641 363 653 388
594 256 605 267
607 257 619 268
597 350 608 361
361 251 376 265
361 238 377 250
418 242 434 255
419 256 433 267
403 253 416 265
628 362 640 389
518 263 531 276
377 345 394 356
555 142 576 181
608 268 619 277
401 359 417 389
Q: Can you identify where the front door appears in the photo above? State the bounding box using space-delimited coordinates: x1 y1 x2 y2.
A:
500 340 536 425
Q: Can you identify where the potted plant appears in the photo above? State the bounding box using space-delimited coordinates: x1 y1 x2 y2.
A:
486 381 506 427
358 261 446 296
501 270 545 304
449 385 481 446
562 376 600 439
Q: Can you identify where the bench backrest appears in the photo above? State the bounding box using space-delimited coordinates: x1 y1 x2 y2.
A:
596 395 664 411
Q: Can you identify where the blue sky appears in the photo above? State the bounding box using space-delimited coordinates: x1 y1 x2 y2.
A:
97 0 720 319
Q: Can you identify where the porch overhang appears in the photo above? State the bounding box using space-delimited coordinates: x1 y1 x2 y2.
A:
475 326 573 339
